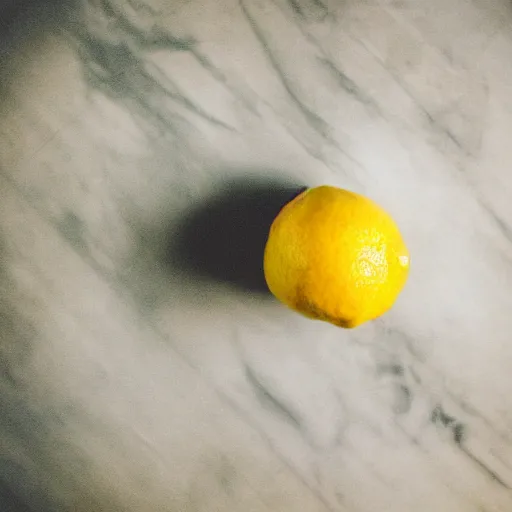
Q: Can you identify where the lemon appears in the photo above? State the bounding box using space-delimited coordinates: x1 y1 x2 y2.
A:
263 186 410 328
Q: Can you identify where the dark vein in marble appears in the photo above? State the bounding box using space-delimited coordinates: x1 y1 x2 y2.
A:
241 0 370 171
125 0 159 16
0 309 34 389
311 0 328 10
80 33 234 130
0 245 38 392
422 107 464 151
447 389 512 439
394 384 412 414
453 422 466 445
431 404 457 427
274 0 378 116
244 364 303 431
288 0 304 16
342 30 469 155
318 57 380 112
460 446 511 489
74 2 235 132
189 48 259 114
73 35 176 134
376 357 412 415
239 0 330 137
389 327 426 362
419 371 512 479
479 200 512 245
287 0 328 19
56 211 87 251
431 404 510 489
392 339 512 489
379 362 405 376
217 392 337 511
148 62 237 131
379 67 466 153
257 82 366 173
99 0 193 51
98 0 255 114
96 0 254 115
97 0 255 116
450 398 512 477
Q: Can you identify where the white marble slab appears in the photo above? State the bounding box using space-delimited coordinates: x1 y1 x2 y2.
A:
1 0 512 510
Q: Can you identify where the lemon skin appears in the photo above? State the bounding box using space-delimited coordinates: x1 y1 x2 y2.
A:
263 186 410 328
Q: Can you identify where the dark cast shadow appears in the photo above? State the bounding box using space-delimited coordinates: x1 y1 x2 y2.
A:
173 176 308 294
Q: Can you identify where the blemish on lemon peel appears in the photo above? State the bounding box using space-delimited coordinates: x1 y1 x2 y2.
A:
263 185 410 328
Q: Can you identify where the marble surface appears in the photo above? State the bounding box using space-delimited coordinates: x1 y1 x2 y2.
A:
1 0 512 510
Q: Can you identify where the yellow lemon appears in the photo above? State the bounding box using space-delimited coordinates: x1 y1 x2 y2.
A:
263 185 410 328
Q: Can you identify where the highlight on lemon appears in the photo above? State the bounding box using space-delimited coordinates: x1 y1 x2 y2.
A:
263 185 410 328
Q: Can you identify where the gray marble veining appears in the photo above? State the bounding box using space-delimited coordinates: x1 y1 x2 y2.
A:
1 0 512 510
